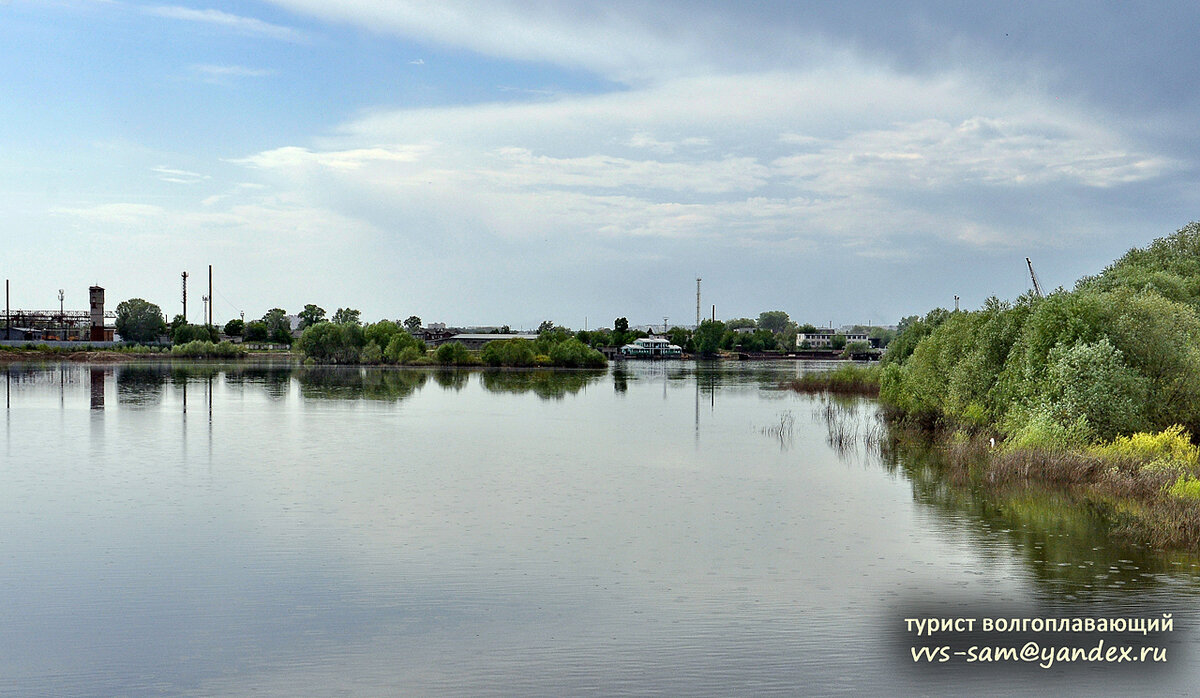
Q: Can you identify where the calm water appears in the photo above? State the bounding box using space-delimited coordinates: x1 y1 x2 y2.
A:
2 360 1198 696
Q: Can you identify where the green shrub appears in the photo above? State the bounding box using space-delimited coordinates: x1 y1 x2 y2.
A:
1090 425 1200 470
296 322 364 364
360 341 383 365
481 338 537 367
547 337 606 368
168 340 246 359
434 341 477 366
1001 404 1092 453
1167 473 1200 501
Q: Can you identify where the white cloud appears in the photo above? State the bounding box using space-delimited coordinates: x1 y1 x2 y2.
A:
262 0 731 83
218 65 1170 258
232 145 430 172
772 117 1174 192
51 203 166 225
191 64 275 79
145 6 307 43
152 166 209 184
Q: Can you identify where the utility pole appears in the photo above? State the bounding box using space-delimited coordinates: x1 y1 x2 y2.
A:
181 271 189 322
58 289 64 341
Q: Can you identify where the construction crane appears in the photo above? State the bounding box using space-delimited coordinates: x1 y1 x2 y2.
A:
1026 257 1044 298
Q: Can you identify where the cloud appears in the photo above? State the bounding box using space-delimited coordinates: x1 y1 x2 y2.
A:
151 166 210 184
212 65 1170 262
191 64 276 79
232 145 429 172
145 6 307 42
408 58 424 65
260 0 743 83
51 203 166 225
772 117 1175 192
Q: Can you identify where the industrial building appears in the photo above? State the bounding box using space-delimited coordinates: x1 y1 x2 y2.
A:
2 285 116 342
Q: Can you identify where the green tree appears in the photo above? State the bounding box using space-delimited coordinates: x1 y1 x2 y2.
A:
693 320 726 356
614 317 629 333
403 315 423 333
169 314 187 336
173 323 218 344
223 318 244 337
262 308 292 345
243 320 269 342
757 310 791 334
481 338 537 367
363 320 402 350
298 304 326 328
296 321 365 363
434 341 476 365
332 307 361 325
725 317 756 331
830 334 848 350
842 340 870 358
538 320 555 333
114 298 167 344
666 326 692 351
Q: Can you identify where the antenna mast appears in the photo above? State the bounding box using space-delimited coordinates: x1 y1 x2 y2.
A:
181 271 189 321
1026 257 1044 298
695 277 701 327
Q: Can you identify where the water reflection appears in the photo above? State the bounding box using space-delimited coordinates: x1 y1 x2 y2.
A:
431 368 469 391
297 367 428 401
478 369 605 399
116 365 165 406
876 424 1200 601
4 359 1199 696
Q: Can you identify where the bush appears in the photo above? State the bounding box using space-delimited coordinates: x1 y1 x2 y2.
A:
1000 404 1092 453
1090 426 1200 471
1167 474 1200 501
434 341 478 366
548 338 606 368
384 332 425 363
173 323 218 345
296 321 365 364
360 341 383 365
481 338 537 367
168 340 246 359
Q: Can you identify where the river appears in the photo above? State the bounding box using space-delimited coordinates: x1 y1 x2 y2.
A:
1 360 1196 696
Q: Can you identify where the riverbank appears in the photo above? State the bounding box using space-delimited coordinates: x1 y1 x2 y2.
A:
887 424 1200 549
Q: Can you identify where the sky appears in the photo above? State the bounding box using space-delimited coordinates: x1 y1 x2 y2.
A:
3 1 1199 330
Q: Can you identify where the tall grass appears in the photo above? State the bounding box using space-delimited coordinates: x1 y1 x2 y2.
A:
784 362 881 396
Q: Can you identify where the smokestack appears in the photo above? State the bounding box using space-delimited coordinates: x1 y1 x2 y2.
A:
208 264 213 326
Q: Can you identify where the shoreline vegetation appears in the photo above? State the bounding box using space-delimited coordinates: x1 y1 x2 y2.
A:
782 363 881 396
873 221 1200 549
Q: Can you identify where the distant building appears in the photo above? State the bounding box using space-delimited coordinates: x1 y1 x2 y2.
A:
620 336 682 358
796 329 869 349
428 333 537 350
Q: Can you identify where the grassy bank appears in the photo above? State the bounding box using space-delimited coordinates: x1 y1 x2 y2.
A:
783 362 881 396
902 424 1200 548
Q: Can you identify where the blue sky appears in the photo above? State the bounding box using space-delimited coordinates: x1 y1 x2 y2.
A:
3 1 1199 329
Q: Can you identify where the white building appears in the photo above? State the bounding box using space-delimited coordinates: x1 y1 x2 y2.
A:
796 329 870 349
620 336 682 358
